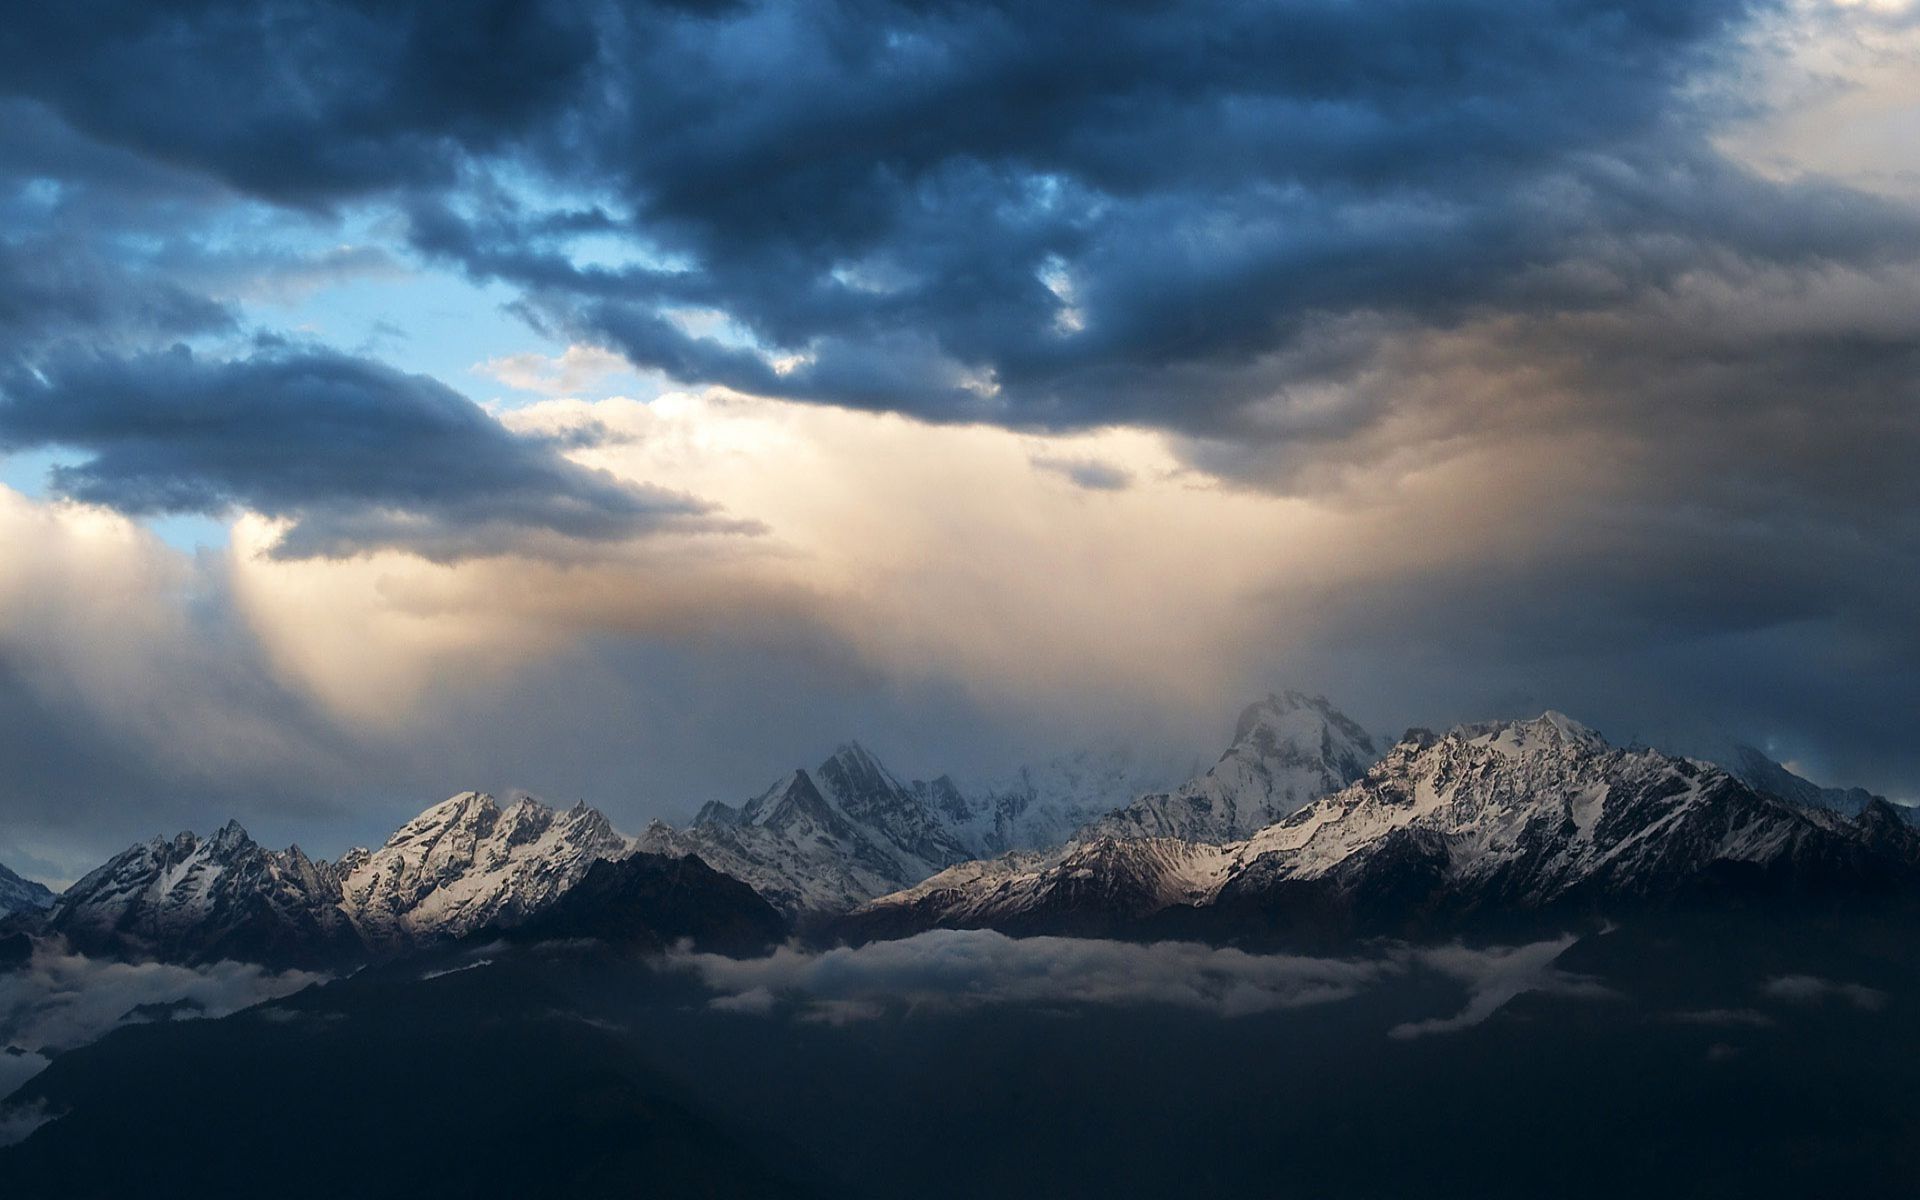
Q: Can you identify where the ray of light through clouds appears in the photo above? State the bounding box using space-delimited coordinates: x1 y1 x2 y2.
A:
0 0 1918 873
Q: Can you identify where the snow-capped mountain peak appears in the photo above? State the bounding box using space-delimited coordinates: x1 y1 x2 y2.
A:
338 791 630 949
1457 711 1608 759
1233 690 1372 759
818 740 898 796
388 789 498 841
1084 691 1381 843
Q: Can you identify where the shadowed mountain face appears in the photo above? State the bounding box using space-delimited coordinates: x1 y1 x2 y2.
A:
844 714 1920 947
0 953 835 1200
1717 744 1908 822
501 852 787 957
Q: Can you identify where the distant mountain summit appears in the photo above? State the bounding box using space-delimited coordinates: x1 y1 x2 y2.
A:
935 740 1189 857
848 712 1920 943
637 737 1184 915
1714 743 1907 821
0 860 56 920
1084 691 1379 842
637 743 979 915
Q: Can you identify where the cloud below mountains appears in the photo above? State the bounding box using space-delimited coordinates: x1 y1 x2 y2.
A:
667 928 1614 1032
0 943 326 1057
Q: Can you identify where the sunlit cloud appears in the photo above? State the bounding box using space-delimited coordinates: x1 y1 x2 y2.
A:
476 344 641 398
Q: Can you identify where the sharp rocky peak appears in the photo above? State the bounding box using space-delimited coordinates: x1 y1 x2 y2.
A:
1452 710 1609 757
1229 691 1379 771
398 790 502 832
1084 690 1383 843
817 740 903 795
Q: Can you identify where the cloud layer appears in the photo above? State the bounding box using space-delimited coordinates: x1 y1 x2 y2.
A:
666 928 1610 1032
0 939 326 1105
0 345 737 560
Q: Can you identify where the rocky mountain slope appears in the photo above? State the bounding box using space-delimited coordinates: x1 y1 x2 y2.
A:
0 860 55 919
847 713 1920 943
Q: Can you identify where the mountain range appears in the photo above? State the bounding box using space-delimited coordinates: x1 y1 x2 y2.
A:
2 733 1183 965
5 693 1918 967
633 738 1181 915
843 712 1920 945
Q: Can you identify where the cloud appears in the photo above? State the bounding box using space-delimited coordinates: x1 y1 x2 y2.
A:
0 939 326 1098
1760 974 1889 1010
14 0 1909 438
0 1 597 206
0 486 393 859
670 929 1391 1019
0 932 329 1137
0 345 747 561
0 1051 51 1104
476 344 637 398
1389 937 1617 1039
372 0 1920 460
1029 455 1133 492
1667 1008 1777 1027
668 928 1607 1032
0 1097 57 1147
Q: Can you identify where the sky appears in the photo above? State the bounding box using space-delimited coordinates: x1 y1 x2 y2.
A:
2 0 1918 882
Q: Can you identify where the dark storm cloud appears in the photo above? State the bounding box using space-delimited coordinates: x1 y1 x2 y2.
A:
0 237 233 350
14 0 1880 431
0 0 597 206
0 344 736 560
8 0 1914 475
406 0 1860 433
